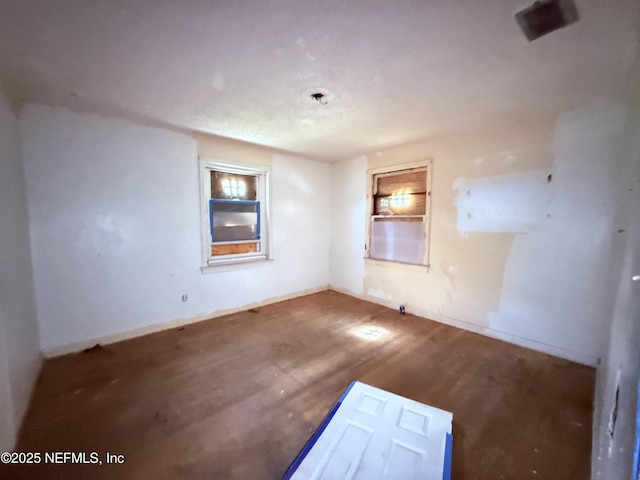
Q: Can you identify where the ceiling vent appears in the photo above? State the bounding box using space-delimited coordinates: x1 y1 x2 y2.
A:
515 0 579 41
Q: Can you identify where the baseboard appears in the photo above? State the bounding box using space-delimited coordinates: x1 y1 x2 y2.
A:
43 285 329 358
44 284 600 367
329 286 600 367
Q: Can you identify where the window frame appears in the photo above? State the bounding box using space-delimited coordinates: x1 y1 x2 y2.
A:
365 159 433 268
199 157 271 270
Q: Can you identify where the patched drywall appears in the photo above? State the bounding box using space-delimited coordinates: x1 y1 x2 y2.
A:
488 101 627 362
20 105 331 352
358 117 554 344
454 170 552 234
330 103 629 364
0 91 41 451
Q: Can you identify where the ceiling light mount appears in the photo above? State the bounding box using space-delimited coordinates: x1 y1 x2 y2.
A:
302 87 338 107
310 92 328 105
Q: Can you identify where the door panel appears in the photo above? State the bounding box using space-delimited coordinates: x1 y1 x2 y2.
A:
287 381 453 480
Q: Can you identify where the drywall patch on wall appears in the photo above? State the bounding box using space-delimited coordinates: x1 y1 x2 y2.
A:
488 100 628 361
454 170 552 234
359 117 554 334
333 109 619 362
436 232 515 327
362 260 454 321
366 287 393 302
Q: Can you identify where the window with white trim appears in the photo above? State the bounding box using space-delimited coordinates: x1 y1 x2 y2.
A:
200 158 270 267
366 162 432 267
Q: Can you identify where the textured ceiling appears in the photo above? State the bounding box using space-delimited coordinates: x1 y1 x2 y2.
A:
0 0 638 161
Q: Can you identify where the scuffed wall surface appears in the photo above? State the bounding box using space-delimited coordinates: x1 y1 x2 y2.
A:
454 170 552 234
0 91 41 451
331 105 629 364
361 118 554 337
20 105 331 352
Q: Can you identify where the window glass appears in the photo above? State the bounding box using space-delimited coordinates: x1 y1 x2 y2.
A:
369 165 430 266
200 159 270 267
211 171 257 200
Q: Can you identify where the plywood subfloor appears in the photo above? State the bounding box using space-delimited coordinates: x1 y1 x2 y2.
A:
2 290 595 479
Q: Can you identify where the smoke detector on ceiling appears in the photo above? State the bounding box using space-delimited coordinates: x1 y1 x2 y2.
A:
515 0 579 42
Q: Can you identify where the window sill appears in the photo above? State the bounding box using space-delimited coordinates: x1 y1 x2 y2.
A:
201 256 273 274
364 257 430 273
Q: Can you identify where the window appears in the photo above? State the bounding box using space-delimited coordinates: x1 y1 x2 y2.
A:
366 161 432 267
200 158 270 268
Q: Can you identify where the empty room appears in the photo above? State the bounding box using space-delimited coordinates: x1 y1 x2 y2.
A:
1 0 639 479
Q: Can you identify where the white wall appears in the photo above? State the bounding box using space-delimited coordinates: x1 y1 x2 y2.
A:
486 102 625 363
330 101 629 366
329 156 367 294
592 43 640 479
0 91 41 451
20 105 331 353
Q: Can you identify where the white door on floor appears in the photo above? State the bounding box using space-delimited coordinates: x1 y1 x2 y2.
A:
288 381 453 480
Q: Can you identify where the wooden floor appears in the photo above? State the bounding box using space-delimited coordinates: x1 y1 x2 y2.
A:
3 290 595 480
